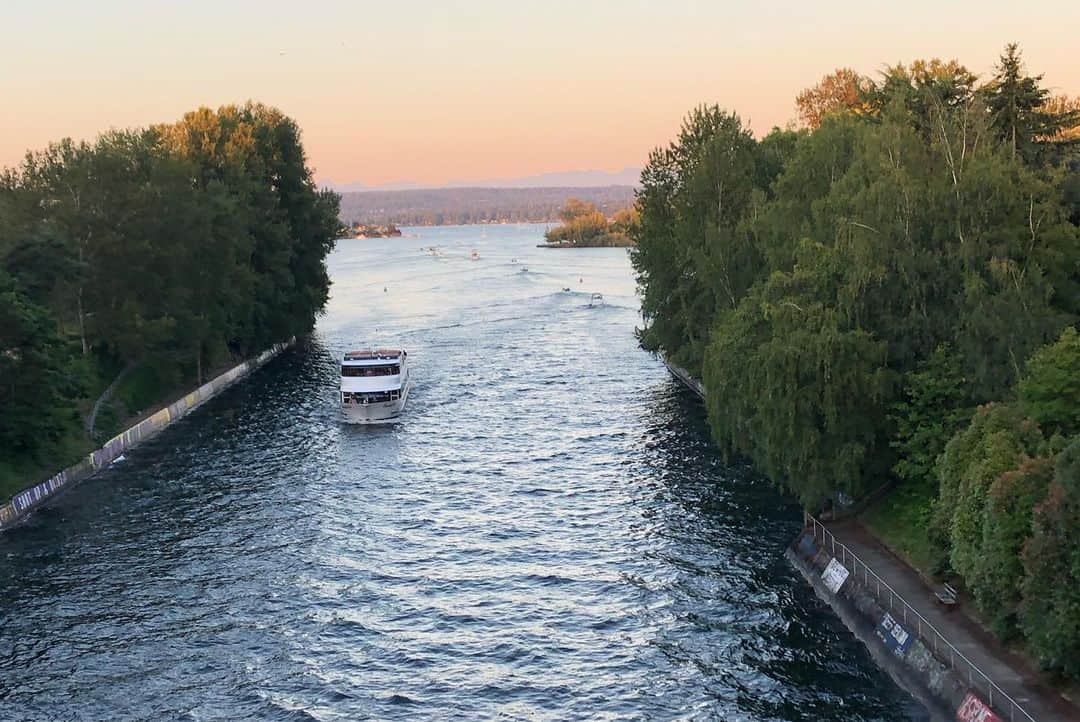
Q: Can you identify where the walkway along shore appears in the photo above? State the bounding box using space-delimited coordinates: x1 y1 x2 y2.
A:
664 359 1080 722
0 340 294 533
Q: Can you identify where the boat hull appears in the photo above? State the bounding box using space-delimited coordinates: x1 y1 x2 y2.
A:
342 379 410 424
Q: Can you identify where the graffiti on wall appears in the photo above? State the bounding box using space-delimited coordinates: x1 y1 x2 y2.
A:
956 692 1002 722
875 612 914 658
821 557 850 594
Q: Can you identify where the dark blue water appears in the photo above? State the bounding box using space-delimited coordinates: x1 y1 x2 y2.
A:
0 225 924 721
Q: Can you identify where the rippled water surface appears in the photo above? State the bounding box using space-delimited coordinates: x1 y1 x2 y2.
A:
0 225 925 721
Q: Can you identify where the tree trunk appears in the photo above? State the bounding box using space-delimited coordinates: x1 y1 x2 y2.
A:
85 361 139 440
77 286 88 356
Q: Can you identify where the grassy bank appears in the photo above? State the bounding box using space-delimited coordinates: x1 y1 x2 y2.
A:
859 483 945 578
0 357 221 505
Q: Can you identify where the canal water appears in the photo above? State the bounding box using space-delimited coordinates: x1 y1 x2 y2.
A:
0 225 925 721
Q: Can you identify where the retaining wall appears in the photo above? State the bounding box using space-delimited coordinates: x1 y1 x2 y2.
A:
0 340 293 533
664 360 706 399
788 529 966 722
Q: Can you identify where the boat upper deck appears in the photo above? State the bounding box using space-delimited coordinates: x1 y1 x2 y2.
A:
342 349 406 365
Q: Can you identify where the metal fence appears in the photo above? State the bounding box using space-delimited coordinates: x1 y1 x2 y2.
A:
803 513 1036 722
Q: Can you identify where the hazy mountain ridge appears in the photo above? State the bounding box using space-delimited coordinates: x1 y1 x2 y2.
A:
327 168 641 192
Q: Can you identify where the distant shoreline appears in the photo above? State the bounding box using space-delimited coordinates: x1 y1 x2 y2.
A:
338 185 636 229
345 223 402 238
537 239 635 249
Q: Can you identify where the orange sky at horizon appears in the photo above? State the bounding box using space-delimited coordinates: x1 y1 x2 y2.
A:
2 1 1078 188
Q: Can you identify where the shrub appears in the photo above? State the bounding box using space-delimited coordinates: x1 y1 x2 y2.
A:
974 455 1054 637
933 404 1043 581
1019 326 1080 438
1020 438 1080 679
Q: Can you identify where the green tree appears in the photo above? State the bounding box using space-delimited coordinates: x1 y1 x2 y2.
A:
631 106 760 372
751 116 857 273
158 103 340 352
0 271 78 456
975 455 1054 637
1 103 339 478
890 345 973 492
630 44 1080 672
982 43 1056 161
1020 438 1080 678
703 240 894 506
1019 326 1080 437
933 404 1044 580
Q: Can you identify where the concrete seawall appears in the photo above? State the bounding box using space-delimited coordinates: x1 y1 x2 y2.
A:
0 340 293 533
664 360 705 399
788 529 962 722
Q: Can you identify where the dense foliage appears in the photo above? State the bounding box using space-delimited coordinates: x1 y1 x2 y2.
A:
543 199 638 247
631 45 1080 676
0 103 339 477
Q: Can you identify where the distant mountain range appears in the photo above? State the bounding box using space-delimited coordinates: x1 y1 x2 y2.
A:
326 167 642 192
338 185 637 226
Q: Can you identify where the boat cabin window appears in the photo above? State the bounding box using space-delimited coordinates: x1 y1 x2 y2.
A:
341 364 400 377
342 390 401 404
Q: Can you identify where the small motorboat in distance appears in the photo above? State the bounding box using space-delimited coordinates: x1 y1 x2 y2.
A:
340 349 411 424
589 293 604 307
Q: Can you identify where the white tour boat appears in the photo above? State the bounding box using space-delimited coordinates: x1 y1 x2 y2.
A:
340 349 411 423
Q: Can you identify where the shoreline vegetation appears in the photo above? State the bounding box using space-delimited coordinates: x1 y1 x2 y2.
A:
539 198 638 248
0 102 340 504
337 185 635 228
631 44 1080 684
344 222 402 239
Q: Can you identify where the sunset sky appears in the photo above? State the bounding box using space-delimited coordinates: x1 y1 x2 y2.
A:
3 0 1078 188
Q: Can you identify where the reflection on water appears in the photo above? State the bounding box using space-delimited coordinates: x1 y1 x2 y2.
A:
0 225 924 721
